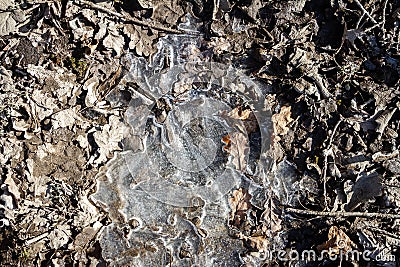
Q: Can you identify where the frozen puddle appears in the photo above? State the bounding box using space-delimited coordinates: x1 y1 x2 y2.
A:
91 20 278 266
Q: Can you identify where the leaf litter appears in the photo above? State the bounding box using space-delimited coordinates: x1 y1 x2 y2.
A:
0 0 400 266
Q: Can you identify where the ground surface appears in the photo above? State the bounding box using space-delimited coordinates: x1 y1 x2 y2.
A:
1 0 400 266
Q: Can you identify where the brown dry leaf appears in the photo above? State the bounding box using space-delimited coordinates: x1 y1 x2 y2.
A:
240 0 263 21
123 24 157 57
151 0 184 26
225 107 258 133
136 0 153 8
70 221 101 260
243 112 258 133
223 132 249 171
52 108 77 129
93 115 128 164
48 224 71 249
103 23 125 57
241 191 283 253
229 188 252 227
243 235 270 253
316 226 356 255
260 191 282 235
228 107 251 120
272 106 293 141
375 108 397 139
0 0 26 36
4 173 20 203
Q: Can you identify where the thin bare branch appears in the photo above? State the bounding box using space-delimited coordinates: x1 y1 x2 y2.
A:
382 0 389 31
322 119 341 210
354 0 378 24
286 207 400 219
74 0 199 35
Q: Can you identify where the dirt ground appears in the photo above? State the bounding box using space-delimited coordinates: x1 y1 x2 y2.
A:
1 0 400 266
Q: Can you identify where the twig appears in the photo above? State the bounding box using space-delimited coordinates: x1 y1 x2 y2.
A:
286 207 400 219
25 232 50 245
74 0 198 35
354 0 378 24
356 12 365 29
0 39 19 62
368 226 400 240
382 0 389 31
321 119 341 210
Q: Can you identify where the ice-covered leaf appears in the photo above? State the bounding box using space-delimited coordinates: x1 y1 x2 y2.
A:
229 188 252 227
224 132 249 171
260 191 282 234
90 29 272 266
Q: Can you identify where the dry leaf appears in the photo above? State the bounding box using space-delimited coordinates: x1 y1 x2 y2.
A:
239 191 283 252
52 108 77 129
0 0 26 36
344 171 382 211
70 221 101 252
103 23 125 57
224 107 258 133
0 10 17 36
228 107 251 120
48 224 71 249
136 0 154 8
260 191 282 235
208 37 232 55
375 108 397 139
4 173 20 202
316 226 356 255
151 0 184 26
222 132 249 171
123 24 157 57
93 115 128 164
243 235 270 252
229 188 252 227
272 106 293 141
